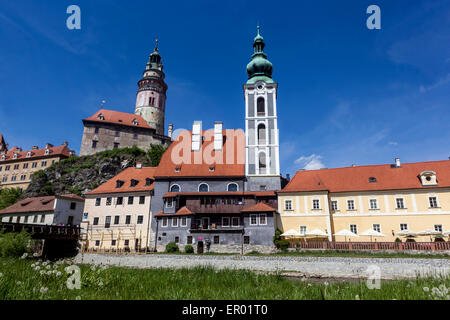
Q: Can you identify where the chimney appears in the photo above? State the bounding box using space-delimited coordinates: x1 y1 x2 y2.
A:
395 158 401 168
168 124 174 139
32 146 39 150
352 164 356 167
62 141 68 147
136 162 142 169
213 121 223 150
45 143 54 149
191 121 202 151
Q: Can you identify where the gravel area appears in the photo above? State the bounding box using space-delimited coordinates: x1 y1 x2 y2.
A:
74 253 450 280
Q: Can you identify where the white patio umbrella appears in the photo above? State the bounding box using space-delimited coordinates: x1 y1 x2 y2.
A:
280 229 302 238
359 229 385 242
333 229 359 242
416 229 442 241
395 230 418 241
305 228 329 238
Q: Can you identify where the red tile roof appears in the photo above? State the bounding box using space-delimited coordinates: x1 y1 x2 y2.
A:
58 194 85 201
86 167 157 195
0 196 56 215
154 129 245 178
154 206 194 217
280 160 450 193
83 109 154 130
0 145 72 162
240 202 276 212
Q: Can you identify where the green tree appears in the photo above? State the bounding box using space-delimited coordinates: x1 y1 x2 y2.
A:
147 144 168 166
0 188 24 210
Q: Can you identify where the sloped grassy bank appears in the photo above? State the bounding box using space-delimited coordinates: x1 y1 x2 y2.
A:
0 257 449 300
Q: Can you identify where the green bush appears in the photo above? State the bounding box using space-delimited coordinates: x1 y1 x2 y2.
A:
274 240 290 252
273 229 282 244
0 230 31 257
184 245 194 254
395 237 402 243
0 188 23 210
165 242 180 253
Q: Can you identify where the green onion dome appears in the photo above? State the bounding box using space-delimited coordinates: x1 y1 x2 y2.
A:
246 26 274 84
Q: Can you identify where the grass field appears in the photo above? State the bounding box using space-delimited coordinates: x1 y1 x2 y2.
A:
0 257 449 300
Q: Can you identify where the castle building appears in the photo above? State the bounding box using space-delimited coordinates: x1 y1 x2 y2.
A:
0 142 74 190
278 158 450 242
81 165 156 252
79 42 172 156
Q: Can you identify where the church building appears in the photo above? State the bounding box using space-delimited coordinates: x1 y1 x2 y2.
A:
79 42 172 156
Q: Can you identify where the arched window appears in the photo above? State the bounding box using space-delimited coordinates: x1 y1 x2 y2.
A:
227 183 238 192
198 183 209 192
170 184 180 193
259 152 267 174
257 97 265 115
257 123 266 145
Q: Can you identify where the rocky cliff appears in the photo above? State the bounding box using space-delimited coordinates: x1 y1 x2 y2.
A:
23 146 166 198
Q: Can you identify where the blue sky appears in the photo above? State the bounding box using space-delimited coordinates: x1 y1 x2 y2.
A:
0 0 449 176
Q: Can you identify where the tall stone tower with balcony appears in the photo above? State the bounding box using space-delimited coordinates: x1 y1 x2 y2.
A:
244 26 281 191
135 40 167 135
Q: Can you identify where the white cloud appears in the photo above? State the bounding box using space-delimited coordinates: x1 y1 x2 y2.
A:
294 154 325 170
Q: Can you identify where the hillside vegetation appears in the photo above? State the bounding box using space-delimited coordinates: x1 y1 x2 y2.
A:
23 145 167 198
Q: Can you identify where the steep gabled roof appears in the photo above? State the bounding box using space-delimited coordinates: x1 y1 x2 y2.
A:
86 167 157 195
154 129 245 178
280 160 450 193
0 145 72 162
83 109 154 130
240 202 276 212
0 194 84 215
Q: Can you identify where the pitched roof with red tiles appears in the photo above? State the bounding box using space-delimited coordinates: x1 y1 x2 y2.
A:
280 160 450 193
155 206 194 217
0 144 72 163
58 194 85 202
0 196 56 215
154 129 245 178
240 202 277 212
86 167 157 195
83 109 154 130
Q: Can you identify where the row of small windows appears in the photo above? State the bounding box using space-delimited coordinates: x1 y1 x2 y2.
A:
169 183 239 193
6 214 47 224
95 196 146 206
284 196 440 211
164 235 251 245
92 215 144 227
0 160 53 172
92 128 140 139
298 224 444 235
1 174 30 182
92 141 122 149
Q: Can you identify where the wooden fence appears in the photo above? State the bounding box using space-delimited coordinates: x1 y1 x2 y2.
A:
289 241 450 251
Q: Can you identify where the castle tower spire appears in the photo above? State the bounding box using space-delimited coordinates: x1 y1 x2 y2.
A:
135 39 167 134
244 26 281 191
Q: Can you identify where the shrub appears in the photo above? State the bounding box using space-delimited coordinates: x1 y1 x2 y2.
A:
247 250 260 255
0 229 31 257
0 187 23 210
395 237 402 243
274 240 290 252
273 229 282 244
184 245 194 254
165 242 180 253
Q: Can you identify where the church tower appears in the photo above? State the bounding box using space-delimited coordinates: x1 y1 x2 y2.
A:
244 26 281 191
135 40 167 135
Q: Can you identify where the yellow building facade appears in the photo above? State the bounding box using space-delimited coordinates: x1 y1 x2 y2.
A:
278 159 450 242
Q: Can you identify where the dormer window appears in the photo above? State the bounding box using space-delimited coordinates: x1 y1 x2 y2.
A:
97 113 104 120
175 166 181 172
0 155 4 161
130 179 138 187
419 171 437 186
13 153 17 159
368 177 377 183
145 178 152 186
26 152 31 158
44 149 50 155
116 180 124 188
132 119 139 126
209 167 215 172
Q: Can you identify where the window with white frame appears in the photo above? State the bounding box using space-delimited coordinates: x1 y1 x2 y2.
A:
312 199 320 210
172 217 178 227
331 201 338 211
429 196 438 208
373 224 381 233
137 215 144 224
170 184 180 193
369 199 378 210
350 224 358 234
396 198 405 209
232 217 240 227
162 217 168 227
250 214 258 225
259 214 267 225
434 224 443 232
300 226 307 235
180 216 187 227
347 200 355 210
198 183 209 192
284 200 293 211
400 223 408 231
166 198 173 208
227 183 238 192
